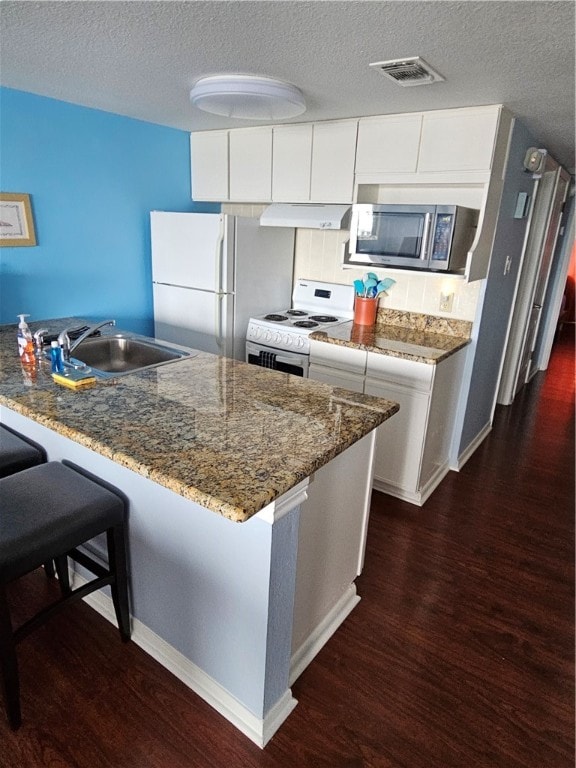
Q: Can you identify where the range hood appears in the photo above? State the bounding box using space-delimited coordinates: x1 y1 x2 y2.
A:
260 203 351 230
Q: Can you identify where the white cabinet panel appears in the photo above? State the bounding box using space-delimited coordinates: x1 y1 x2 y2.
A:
310 120 358 203
366 351 433 391
308 363 365 393
229 127 273 202
309 338 366 373
356 114 422 174
190 131 229 201
272 124 313 202
365 378 429 494
418 107 500 173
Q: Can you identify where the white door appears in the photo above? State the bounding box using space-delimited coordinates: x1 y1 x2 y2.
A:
525 169 570 380
151 212 230 292
153 284 233 357
498 158 560 403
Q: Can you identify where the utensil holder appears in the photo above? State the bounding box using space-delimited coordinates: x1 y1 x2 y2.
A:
354 297 378 326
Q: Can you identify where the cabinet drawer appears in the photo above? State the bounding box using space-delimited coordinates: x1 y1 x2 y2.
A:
309 340 367 374
308 363 365 393
366 352 434 391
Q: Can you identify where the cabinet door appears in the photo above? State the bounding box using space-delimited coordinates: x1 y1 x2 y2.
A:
356 114 422 174
229 127 273 202
418 107 500 173
364 378 430 494
272 124 312 202
308 363 365 393
310 120 358 203
190 131 229 201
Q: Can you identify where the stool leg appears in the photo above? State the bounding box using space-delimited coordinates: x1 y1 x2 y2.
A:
107 524 131 642
54 555 71 595
0 586 21 730
43 560 55 578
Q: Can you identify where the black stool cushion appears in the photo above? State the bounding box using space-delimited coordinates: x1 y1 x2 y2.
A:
0 461 125 584
0 425 46 478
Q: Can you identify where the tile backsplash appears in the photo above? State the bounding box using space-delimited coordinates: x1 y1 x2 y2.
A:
222 205 482 323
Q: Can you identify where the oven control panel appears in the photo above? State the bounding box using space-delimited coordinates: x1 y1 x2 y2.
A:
246 322 309 352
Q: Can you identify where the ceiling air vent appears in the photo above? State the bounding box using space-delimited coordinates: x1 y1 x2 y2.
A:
369 57 445 87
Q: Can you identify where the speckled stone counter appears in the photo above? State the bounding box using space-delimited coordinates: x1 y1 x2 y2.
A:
310 309 472 365
0 319 399 522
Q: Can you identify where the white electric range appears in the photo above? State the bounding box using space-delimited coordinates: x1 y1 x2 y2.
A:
246 279 354 376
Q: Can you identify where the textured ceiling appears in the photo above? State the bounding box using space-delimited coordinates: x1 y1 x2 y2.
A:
1 1 574 173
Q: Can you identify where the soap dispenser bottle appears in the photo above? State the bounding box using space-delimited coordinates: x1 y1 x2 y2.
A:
17 314 36 365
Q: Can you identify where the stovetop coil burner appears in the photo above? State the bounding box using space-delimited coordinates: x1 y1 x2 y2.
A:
293 320 319 329
286 309 308 317
309 315 338 323
264 313 289 322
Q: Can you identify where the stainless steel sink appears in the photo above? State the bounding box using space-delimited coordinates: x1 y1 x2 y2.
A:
69 334 195 378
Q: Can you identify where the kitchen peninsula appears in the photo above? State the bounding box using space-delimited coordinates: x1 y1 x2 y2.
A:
0 318 398 746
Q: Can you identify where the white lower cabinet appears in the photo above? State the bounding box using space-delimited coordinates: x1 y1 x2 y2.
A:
309 341 466 505
364 378 430 496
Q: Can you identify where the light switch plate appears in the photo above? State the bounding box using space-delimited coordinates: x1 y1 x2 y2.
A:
514 192 530 219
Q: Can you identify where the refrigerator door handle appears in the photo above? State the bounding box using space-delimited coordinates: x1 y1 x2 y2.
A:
215 219 225 293
215 293 224 352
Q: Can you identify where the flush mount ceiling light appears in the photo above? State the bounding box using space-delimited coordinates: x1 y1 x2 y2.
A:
369 57 445 87
189 75 306 120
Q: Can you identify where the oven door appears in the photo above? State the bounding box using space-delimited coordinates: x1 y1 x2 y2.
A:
246 341 308 377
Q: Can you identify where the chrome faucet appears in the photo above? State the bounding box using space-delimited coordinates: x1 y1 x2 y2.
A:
58 319 115 362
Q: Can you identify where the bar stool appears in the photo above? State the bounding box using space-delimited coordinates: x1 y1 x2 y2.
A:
0 460 131 730
0 424 46 478
0 424 61 579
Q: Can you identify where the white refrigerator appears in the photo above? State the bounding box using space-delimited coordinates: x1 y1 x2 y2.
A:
151 212 295 360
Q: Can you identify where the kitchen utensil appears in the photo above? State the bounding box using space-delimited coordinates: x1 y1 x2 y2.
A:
376 278 396 295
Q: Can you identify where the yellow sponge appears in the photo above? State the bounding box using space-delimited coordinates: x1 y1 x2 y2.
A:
52 371 96 389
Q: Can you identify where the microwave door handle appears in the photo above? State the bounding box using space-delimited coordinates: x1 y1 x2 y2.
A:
421 212 433 263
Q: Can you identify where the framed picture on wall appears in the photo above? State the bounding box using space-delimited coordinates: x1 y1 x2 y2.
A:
0 193 37 247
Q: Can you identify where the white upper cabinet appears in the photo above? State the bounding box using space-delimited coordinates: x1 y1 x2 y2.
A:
190 130 229 201
418 106 501 173
272 120 357 203
356 114 422 174
272 124 313 202
229 126 273 202
310 120 358 203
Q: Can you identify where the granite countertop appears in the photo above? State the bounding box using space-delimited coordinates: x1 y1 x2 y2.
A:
310 309 472 365
0 319 399 523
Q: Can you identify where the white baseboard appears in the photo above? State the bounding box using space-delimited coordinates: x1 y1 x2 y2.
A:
289 584 360 686
453 423 492 471
72 572 297 748
372 460 450 507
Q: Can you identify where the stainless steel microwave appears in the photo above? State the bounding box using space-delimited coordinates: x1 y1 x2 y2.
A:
345 204 478 272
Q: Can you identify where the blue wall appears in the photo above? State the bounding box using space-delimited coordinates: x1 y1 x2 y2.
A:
0 88 218 334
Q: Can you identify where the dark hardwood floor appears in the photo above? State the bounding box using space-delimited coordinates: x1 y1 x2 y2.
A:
2 327 574 768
